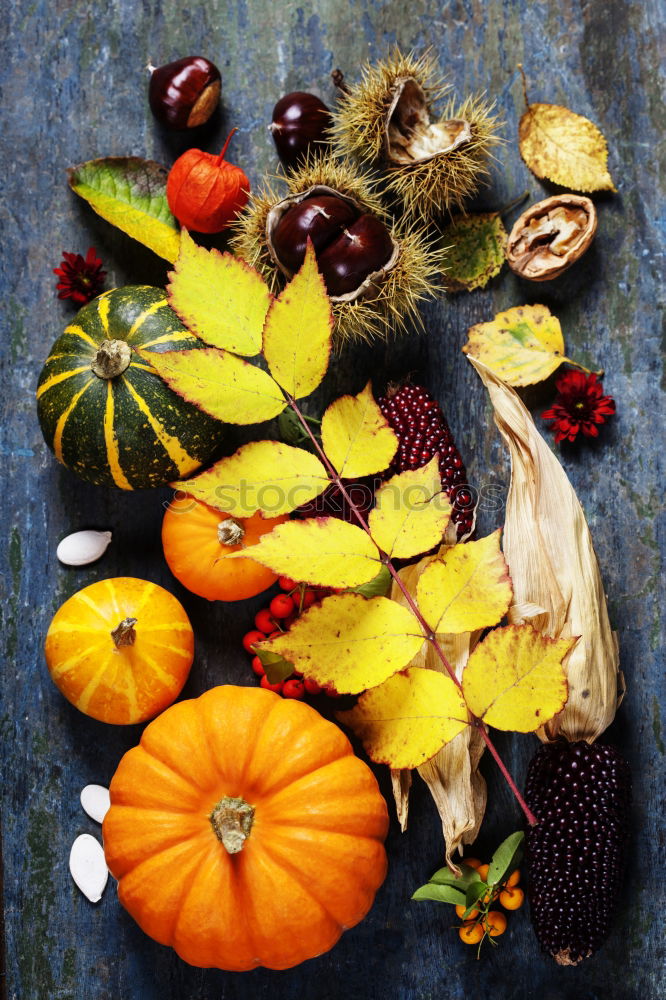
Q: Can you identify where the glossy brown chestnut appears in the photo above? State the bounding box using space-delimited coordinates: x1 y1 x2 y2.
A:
149 56 221 129
270 92 332 169
271 195 358 273
317 214 394 296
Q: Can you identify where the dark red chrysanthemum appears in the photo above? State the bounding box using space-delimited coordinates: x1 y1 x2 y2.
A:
541 370 616 444
54 247 106 305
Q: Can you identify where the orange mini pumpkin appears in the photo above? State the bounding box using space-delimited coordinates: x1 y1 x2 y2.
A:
44 577 194 724
103 685 389 970
162 495 288 601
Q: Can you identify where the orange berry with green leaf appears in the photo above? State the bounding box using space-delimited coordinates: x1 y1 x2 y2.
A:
507 868 521 887
459 921 484 945
455 904 480 920
483 911 507 937
499 886 525 910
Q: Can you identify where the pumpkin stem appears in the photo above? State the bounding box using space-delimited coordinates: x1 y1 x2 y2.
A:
217 518 245 546
91 339 132 379
210 796 254 854
111 617 138 648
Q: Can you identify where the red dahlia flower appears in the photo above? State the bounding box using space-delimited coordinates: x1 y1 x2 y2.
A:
54 247 106 305
542 370 616 444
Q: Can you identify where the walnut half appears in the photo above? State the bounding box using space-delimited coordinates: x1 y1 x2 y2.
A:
506 194 597 281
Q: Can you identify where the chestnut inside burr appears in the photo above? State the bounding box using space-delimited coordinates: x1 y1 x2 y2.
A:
272 195 358 274
267 185 399 301
385 76 472 165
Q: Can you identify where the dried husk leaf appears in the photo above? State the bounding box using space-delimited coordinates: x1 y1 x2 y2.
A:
389 558 486 872
390 768 412 831
469 358 623 743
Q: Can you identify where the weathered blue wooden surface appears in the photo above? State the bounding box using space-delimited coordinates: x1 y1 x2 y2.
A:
1 0 664 998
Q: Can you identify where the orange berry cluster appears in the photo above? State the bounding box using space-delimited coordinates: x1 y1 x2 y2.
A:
456 858 524 951
242 577 341 700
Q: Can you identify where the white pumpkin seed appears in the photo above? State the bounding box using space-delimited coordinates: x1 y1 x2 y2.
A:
80 784 111 824
69 833 108 903
57 530 112 567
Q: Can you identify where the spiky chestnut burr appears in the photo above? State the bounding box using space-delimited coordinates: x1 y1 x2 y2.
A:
230 154 443 345
524 740 631 966
330 49 502 222
378 383 474 540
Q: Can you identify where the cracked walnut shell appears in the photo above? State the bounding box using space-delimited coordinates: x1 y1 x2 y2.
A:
506 195 597 281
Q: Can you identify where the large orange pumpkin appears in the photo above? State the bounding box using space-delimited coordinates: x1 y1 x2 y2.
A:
162 495 288 601
103 685 389 970
44 577 194 724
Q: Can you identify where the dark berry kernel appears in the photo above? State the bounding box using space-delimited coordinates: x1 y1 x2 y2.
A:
378 384 473 539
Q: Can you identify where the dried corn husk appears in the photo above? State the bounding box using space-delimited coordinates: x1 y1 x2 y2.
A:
390 558 487 872
469 358 624 743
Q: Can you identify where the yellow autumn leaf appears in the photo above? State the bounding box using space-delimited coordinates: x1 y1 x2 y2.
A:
462 304 592 387
462 624 573 732
173 440 329 516
261 593 424 694
337 667 469 769
519 102 616 194
368 457 451 559
321 383 398 478
141 347 286 425
231 517 380 588
167 230 271 356
417 530 512 634
262 242 333 399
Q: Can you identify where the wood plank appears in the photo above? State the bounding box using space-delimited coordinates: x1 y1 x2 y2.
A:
1 0 663 997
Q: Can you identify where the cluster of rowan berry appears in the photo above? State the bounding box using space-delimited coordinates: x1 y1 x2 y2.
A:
241 577 341 700
456 857 524 950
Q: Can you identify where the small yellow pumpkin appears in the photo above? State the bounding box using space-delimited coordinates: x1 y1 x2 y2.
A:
44 577 194 724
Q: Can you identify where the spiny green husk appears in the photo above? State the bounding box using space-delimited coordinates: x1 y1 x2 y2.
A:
385 94 502 221
230 156 387 292
331 46 502 220
230 155 444 345
330 48 448 163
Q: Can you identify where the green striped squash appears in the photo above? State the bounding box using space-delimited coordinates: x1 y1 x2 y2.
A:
37 286 225 489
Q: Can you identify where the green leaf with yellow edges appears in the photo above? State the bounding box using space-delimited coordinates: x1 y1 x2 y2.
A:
321 383 397 478
260 593 424 695
174 440 329 516
462 304 591 387
230 517 380 588
140 347 286 425
462 624 574 732
442 213 508 292
167 230 271 356
67 157 180 262
263 242 333 398
337 667 469 768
